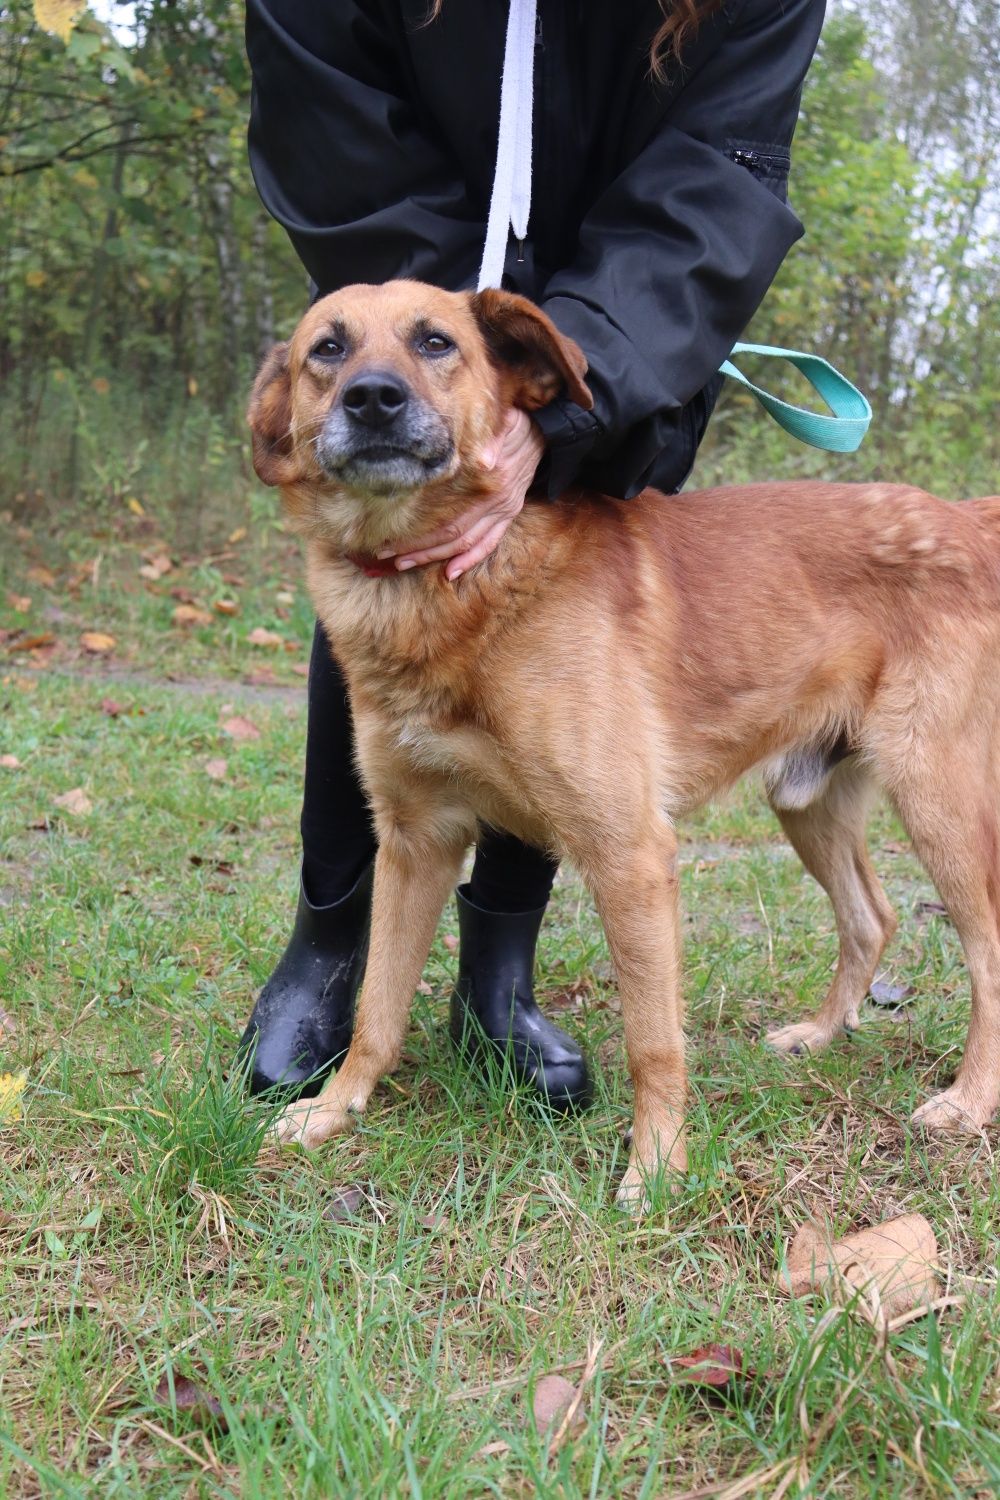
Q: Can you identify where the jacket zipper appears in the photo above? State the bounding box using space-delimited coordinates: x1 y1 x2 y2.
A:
729 146 790 175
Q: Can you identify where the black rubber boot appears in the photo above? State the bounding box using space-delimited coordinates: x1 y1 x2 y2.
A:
237 862 373 1097
450 884 593 1111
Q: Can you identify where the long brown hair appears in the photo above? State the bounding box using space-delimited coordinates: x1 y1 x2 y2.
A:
424 2 725 76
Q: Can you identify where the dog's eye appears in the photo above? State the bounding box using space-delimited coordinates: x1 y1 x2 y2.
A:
311 338 346 360
418 333 455 356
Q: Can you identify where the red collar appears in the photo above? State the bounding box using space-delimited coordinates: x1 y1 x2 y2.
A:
344 552 399 578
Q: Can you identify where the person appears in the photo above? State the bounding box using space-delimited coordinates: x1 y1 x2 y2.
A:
240 0 826 1107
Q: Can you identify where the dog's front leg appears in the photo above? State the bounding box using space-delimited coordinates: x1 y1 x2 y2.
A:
273 819 468 1150
587 826 687 1213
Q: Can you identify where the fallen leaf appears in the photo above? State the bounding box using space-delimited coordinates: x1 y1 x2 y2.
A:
915 900 950 921
0 754 21 769
531 1374 585 1436
778 1215 939 1322
220 715 261 742
99 698 128 718
53 787 92 816
7 633 54 653
169 586 196 604
26 566 56 588
0 1006 16 1039
245 666 277 687
324 1187 366 1222
275 590 295 606
138 554 172 581
172 604 212 629
80 631 116 655
28 816 51 832
869 979 917 1009
153 1372 227 1429
0 1072 27 1124
204 758 228 782
189 855 235 876
228 526 247 544
127 497 145 517
442 933 459 953
415 980 432 996
882 840 911 855
247 627 283 649
213 598 239 616
290 663 310 678
7 593 31 612
669 1344 750 1389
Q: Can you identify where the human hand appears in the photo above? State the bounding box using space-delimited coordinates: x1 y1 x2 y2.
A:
381 408 545 580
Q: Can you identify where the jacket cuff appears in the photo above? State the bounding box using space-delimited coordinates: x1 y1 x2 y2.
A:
531 398 603 497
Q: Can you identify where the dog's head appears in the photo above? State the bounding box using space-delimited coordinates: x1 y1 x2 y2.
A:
247 281 591 545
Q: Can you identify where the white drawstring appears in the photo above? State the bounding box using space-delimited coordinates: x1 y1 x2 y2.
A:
477 0 537 292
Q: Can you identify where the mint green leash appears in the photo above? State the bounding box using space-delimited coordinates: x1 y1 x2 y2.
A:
719 342 872 453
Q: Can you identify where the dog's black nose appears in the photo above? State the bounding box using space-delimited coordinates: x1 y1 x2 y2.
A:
341 371 409 428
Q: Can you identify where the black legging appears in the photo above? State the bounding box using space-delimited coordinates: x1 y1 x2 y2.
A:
300 624 559 911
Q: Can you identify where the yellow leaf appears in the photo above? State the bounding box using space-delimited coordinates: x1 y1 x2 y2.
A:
25 269 47 289
80 630 116 654
172 604 213 629
32 0 86 44
127 497 145 516
187 376 198 397
91 377 110 396
0 1072 27 1124
228 526 247 544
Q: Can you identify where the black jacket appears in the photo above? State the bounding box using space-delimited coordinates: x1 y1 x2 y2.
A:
246 0 825 498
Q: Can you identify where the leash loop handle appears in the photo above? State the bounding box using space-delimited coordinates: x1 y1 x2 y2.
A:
719 342 872 453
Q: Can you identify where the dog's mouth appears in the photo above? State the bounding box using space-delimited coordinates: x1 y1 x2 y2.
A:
316 411 455 495
324 443 454 495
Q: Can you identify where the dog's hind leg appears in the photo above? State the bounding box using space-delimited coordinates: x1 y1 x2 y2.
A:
582 819 687 1213
273 801 471 1149
766 761 897 1057
890 754 1000 1134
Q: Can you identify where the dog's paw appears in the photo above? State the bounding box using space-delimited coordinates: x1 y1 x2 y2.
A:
616 1126 687 1216
271 1097 354 1151
766 1019 844 1057
911 1088 993 1136
615 1167 651 1217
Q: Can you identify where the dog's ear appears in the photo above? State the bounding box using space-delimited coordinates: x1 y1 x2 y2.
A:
247 342 301 487
470 290 593 412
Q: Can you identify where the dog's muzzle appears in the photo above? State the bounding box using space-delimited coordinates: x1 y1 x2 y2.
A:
316 370 454 494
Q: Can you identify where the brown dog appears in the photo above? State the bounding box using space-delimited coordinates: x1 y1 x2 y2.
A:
248 279 1000 1209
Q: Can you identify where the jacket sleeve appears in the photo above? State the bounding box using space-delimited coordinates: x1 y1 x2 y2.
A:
536 0 827 499
245 0 484 293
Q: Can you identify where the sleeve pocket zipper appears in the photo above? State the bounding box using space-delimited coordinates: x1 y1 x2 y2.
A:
725 142 791 179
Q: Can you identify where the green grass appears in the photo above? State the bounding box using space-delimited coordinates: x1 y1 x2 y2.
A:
1 529 999 1497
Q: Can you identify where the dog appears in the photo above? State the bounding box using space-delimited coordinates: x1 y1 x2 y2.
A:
248 279 1000 1210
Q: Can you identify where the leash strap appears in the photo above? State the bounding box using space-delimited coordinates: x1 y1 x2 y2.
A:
719 342 872 453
